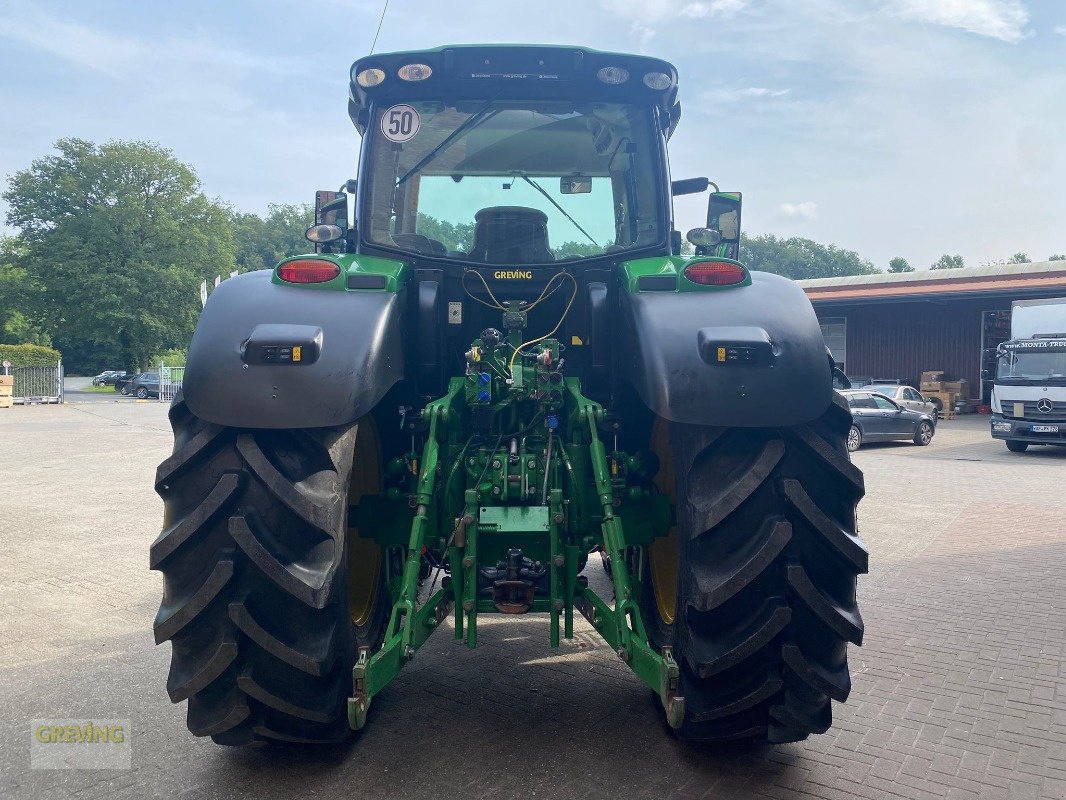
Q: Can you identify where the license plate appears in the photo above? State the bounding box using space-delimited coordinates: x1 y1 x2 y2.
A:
1031 425 1059 433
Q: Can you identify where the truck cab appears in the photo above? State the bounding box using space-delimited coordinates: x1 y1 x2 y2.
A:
990 297 1066 452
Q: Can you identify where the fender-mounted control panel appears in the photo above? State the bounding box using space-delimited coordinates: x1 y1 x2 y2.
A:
241 323 323 366
697 326 774 367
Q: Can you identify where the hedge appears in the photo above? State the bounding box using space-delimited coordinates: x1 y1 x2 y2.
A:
0 343 63 368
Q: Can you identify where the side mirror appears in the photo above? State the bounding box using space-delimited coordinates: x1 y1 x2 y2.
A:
312 190 348 253
706 191 742 259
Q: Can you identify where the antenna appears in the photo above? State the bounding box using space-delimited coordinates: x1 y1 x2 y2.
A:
370 0 390 55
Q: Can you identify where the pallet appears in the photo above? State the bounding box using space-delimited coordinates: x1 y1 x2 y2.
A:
923 390 958 420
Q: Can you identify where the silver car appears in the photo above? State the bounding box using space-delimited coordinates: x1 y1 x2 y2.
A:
865 383 938 418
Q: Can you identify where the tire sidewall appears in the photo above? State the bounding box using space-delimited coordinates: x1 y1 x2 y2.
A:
915 421 933 446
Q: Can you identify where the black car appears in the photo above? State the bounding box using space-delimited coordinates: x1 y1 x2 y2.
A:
92 370 129 386
842 390 936 451
128 372 160 399
115 373 139 395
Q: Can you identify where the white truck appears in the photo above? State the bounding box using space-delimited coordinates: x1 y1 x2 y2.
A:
990 297 1066 452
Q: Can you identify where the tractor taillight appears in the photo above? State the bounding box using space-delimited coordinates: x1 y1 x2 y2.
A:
683 261 747 286
277 259 341 284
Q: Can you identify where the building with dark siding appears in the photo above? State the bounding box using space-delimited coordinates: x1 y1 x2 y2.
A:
799 261 1066 406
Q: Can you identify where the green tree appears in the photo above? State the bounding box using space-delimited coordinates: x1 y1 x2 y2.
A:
233 203 315 272
555 241 606 259
887 256 914 273
1006 252 1030 264
415 213 475 253
739 234 880 280
3 138 235 371
1051 254 1065 261
930 254 965 270
0 238 51 345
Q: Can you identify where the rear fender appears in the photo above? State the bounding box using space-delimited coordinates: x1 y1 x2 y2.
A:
619 270 832 427
182 270 404 429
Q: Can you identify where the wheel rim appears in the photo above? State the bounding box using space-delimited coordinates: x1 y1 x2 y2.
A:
920 424 932 444
347 416 383 628
648 418 678 626
848 427 860 450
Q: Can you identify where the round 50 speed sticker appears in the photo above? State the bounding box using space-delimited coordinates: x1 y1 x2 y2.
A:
380 104 420 143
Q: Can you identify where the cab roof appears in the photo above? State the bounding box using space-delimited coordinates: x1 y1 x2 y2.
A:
348 44 682 138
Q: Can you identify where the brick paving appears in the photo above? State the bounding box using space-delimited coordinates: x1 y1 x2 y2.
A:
1 404 1064 799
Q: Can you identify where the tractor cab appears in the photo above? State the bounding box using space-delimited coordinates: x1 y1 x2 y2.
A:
345 45 678 267
305 46 743 398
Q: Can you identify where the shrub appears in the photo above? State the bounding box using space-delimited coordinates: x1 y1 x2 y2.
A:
0 342 62 368
152 348 188 368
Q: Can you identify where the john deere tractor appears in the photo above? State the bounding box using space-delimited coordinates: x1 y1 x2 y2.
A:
151 45 867 747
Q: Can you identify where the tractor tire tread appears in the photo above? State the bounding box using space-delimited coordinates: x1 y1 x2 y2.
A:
652 392 865 743
153 397 364 746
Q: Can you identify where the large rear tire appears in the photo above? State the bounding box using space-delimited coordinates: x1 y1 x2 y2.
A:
151 396 387 746
642 392 867 743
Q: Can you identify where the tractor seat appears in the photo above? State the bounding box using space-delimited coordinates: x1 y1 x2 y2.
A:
466 206 555 264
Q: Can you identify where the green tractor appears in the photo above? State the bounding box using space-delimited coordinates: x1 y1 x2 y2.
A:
151 45 866 747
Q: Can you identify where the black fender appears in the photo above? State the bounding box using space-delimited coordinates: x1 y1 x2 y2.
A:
182 270 404 429
619 271 831 427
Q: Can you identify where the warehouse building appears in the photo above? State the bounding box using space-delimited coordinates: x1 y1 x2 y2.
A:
798 261 1066 406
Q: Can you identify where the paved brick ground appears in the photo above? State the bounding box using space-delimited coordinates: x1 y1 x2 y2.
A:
1 404 1064 799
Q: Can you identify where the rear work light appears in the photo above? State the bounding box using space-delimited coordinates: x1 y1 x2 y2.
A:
596 66 630 85
355 68 386 87
683 260 748 286
277 259 341 284
397 63 432 81
643 71 673 90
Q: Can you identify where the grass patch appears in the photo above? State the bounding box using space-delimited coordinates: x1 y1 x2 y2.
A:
82 384 119 393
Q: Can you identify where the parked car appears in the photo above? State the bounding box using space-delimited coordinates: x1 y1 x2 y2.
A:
864 383 939 418
102 370 133 386
92 370 127 386
115 373 139 395
128 372 161 399
842 390 936 451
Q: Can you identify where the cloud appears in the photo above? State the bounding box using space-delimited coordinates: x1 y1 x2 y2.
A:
601 0 747 23
699 86 791 106
740 87 791 97
679 0 748 18
600 0 746 41
892 0 1030 42
1055 25 1066 36
0 10 306 78
0 13 146 76
778 202 818 220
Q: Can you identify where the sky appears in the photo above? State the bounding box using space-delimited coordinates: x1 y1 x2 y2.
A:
0 0 1063 270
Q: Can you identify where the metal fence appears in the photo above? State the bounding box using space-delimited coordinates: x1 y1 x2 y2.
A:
158 364 184 403
13 360 64 404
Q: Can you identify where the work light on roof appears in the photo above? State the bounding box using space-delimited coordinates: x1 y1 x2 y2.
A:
355 68 386 88
596 66 630 85
397 63 432 81
643 71 673 90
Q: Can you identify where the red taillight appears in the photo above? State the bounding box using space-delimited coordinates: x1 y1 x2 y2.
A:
277 259 340 284
683 260 747 286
